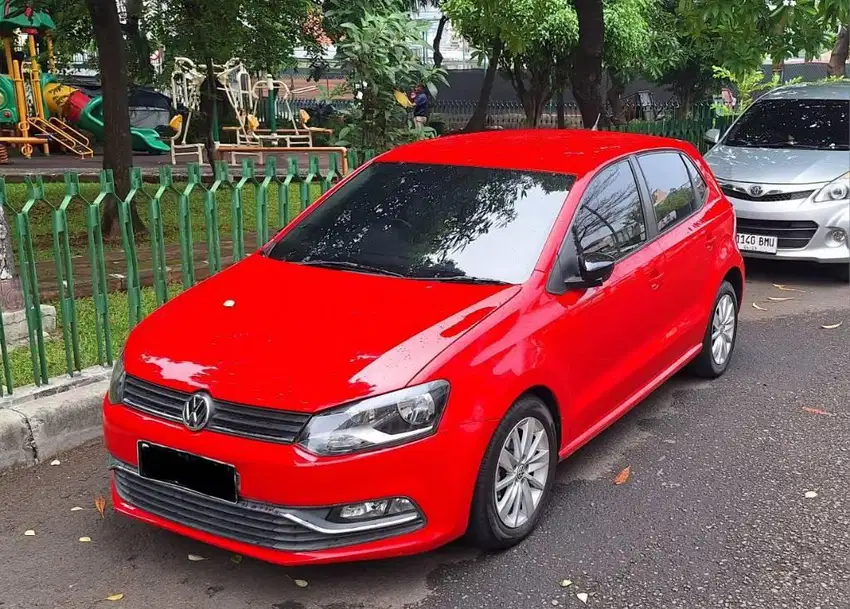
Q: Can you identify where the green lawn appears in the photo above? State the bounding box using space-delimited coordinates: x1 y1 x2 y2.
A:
5 284 184 392
2 180 324 261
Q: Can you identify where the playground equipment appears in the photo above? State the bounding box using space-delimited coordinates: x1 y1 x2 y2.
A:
169 57 206 165
0 1 168 162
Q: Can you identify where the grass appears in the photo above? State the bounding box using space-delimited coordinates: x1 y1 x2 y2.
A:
2 180 324 261
6 284 184 391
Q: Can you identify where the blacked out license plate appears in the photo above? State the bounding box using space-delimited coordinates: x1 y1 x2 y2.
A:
137 442 238 503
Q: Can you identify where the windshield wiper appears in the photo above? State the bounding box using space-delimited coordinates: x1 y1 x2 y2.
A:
297 259 406 278
423 275 511 285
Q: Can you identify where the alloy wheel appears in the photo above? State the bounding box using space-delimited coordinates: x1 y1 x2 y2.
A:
711 293 736 366
493 417 550 528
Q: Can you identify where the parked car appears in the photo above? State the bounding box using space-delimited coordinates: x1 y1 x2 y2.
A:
704 81 850 281
103 131 744 566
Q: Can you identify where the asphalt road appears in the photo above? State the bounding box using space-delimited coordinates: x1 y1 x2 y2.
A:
1 258 848 609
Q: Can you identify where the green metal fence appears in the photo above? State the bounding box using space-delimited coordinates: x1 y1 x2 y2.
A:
0 113 725 396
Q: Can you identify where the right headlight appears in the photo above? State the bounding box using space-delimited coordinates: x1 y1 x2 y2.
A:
108 351 125 404
297 381 450 456
814 172 850 203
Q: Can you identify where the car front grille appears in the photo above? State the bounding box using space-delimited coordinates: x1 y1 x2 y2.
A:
721 187 815 202
736 219 819 250
112 464 424 551
122 376 311 443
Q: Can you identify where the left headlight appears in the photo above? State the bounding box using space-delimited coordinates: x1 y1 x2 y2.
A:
814 172 850 203
297 381 450 456
108 351 125 404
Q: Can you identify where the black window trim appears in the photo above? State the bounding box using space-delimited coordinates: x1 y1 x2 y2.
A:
632 148 705 237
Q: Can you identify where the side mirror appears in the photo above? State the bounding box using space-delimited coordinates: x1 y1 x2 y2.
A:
704 128 720 145
564 254 615 290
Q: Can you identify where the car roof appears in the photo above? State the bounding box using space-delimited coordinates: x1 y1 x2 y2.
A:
760 80 850 101
377 130 694 178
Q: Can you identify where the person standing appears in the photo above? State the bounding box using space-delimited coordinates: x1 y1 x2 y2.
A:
412 84 429 128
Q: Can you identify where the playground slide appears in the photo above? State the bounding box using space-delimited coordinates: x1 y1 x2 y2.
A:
42 81 170 155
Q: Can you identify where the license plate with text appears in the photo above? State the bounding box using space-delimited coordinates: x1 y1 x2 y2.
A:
737 233 778 254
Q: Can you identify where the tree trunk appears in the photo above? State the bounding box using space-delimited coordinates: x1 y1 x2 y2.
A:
606 72 626 125
432 15 448 69
0 203 23 311
570 0 605 129
123 0 155 85
556 88 565 129
85 0 135 238
463 40 502 133
828 25 849 77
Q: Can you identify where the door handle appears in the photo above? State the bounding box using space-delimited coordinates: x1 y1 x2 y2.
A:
644 266 664 291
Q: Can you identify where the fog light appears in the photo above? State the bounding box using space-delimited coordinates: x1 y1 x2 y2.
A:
330 497 417 522
828 229 847 246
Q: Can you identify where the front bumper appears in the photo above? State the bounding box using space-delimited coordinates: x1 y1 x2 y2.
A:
104 397 495 566
722 183 849 264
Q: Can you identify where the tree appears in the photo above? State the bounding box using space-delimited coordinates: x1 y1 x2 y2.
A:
829 25 849 75
84 0 137 237
570 0 604 128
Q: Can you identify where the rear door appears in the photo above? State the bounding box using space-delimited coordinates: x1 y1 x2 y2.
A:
633 151 713 366
551 159 668 439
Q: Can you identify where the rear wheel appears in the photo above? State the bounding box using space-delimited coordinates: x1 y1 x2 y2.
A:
467 396 557 550
688 280 738 379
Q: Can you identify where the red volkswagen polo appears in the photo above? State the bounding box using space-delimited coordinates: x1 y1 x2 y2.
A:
104 131 744 565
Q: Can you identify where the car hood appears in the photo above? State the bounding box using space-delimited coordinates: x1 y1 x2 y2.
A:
705 145 848 185
124 254 519 413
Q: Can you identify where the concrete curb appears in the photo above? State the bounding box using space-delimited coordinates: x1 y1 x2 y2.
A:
0 366 110 471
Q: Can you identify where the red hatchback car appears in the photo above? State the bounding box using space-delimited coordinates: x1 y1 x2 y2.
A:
104 131 744 565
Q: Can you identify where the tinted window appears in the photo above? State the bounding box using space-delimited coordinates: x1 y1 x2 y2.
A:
573 161 647 260
638 153 696 232
724 99 849 150
269 162 575 284
681 155 708 205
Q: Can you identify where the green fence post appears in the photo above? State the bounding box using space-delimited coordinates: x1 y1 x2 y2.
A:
15 176 49 385
347 149 360 172
0 179 16 394
119 169 144 328
179 163 203 288
89 171 115 366
206 162 232 273
283 157 299 220
151 166 176 305
304 155 320 203
324 154 341 191
261 157 279 241
232 159 254 261
53 173 83 376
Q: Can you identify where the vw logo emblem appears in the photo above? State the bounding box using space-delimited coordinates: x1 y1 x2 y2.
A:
748 185 764 197
182 393 213 431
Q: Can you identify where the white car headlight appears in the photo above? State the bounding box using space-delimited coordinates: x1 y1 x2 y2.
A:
814 172 850 203
297 381 450 456
108 351 125 404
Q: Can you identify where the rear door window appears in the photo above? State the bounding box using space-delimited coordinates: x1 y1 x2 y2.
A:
681 155 708 206
637 153 697 233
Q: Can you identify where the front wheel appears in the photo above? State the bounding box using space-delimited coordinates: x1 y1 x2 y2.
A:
467 396 558 551
688 280 739 379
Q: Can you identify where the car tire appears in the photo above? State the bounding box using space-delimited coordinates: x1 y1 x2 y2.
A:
688 280 739 379
467 395 558 551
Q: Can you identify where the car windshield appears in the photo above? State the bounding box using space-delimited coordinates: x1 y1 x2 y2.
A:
268 162 575 284
723 99 850 150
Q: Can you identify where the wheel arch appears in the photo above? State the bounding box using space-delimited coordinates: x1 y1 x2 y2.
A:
521 385 562 450
723 266 744 309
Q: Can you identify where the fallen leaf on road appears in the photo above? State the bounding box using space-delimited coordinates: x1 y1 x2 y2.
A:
188 554 206 562
551 600 559 607
576 592 589 604
773 284 805 292
50 459 61 466
752 302 767 311
78 536 92 543
24 530 35 536
231 554 243 564
614 466 631 485
105 593 124 601
70 506 83 512
821 322 843 329
560 579 573 588
802 407 831 416
95 497 107 519
767 296 794 302
293 579 309 588
805 491 818 499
